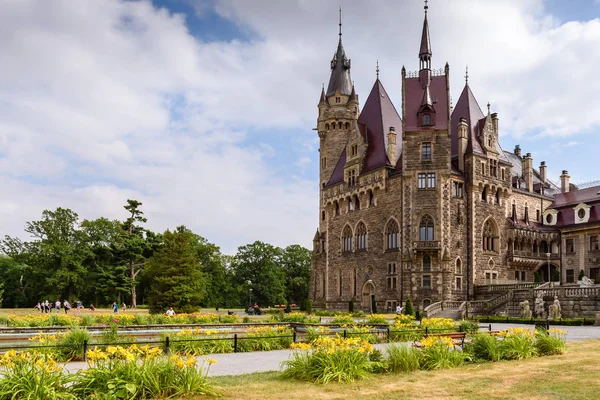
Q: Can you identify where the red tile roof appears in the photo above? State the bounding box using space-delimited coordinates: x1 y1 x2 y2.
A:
450 84 484 156
404 75 448 131
550 185 600 208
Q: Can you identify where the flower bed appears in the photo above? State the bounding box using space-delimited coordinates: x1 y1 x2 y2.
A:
282 327 567 383
0 346 219 398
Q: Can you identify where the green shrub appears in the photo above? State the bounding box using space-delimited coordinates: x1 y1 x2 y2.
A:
420 340 466 370
59 328 91 361
238 326 293 352
386 344 420 373
282 337 376 383
351 311 366 318
534 271 541 282
578 270 585 280
469 333 503 362
331 315 355 325
458 319 480 334
500 334 536 360
366 314 389 325
0 353 74 399
404 298 415 316
535 328 566 356
305 300 312 315
134 314 149 325
80 315 93 327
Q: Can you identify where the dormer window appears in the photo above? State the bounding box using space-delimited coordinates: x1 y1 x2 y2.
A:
335 97 341 103
423 114 431 125
543 209 558 226
574 203 591 224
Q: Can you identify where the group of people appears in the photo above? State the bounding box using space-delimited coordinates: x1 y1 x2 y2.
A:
35 299 86 315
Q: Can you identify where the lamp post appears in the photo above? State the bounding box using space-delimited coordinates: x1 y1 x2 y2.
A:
246 280 252 308
545 252 551 284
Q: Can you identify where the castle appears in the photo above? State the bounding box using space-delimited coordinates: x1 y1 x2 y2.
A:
308 5 599 313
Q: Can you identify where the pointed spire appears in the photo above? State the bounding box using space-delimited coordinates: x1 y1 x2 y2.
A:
487 102 491 115
419 1 432 58
421 85 433 108
326 8 352 97
319 83 326 104
349 84 357 103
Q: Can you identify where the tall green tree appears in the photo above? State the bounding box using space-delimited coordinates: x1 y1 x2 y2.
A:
231 241 285 307
116 199 158 308
0 255 29 307
80 217 130 305
280 244 311 305
190 235 229 308
145 226 207 314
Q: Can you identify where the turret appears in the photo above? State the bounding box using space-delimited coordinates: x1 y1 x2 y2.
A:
457 117 468 172
561 170 570 193
387 126 397 165
326 8 352 103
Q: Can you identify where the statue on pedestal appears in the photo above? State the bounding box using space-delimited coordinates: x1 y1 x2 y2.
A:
519 299 532 318
549 296 561 320
534 293 545 319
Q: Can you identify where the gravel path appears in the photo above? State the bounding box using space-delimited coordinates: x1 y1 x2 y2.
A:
62 323 600 377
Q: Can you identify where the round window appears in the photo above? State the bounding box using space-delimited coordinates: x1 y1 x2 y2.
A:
545 214 553 224
578 209 586 219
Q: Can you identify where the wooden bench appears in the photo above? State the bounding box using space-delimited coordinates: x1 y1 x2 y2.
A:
413 332 467 348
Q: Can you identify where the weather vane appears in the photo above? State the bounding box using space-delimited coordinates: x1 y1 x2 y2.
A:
376 60 379 79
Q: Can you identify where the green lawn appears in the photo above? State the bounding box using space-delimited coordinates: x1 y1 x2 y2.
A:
198 339 600 400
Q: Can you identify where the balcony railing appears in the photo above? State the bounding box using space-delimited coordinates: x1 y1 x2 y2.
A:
507 250 560 260
413 240 441 250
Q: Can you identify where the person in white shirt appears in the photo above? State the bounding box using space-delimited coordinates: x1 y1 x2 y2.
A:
166 307 175 317
396 305 403 314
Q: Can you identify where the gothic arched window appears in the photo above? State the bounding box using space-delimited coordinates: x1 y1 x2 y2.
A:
482 218 499 252
419 215 435 241
356 222 367 250
342 225 353 253
385 220 399 250
335 201 340 216
456 258 462 275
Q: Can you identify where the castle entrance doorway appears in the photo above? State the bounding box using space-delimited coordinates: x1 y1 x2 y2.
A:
362 280 375 312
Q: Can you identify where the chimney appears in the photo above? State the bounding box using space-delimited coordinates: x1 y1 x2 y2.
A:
539 161 547 184
521 153 533 192
491 112 499 134
514 144 521 158
457 117 468 172
560 170 570 193
387 126 397 165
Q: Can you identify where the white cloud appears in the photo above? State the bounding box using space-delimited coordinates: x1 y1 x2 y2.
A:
0 0 598 253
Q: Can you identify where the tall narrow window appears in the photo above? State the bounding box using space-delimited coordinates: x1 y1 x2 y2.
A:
423 275 431 288
418 173 427 189
385 220 399 250
423 254 431 272
356 222 367 250
590 235 599 251
347 169 356 186
354 195 360 211
419 215 435 241
335 201 340 216
566 238 574 253
421 143 432 161
342 225 353 253
338 269 343 296
321 157 327 170
495 190 500 205
423 114 431 125
369 191 375 206
482 187 487 202
455 258 462 275
482 219 499 252
501 168 505 180
453 182 463 197
348 198 354 212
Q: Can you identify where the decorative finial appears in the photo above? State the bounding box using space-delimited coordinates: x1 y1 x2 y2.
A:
487 102 491 113
339 7 342 38
465 65 469 84
376 60 379 79
424 0 428 15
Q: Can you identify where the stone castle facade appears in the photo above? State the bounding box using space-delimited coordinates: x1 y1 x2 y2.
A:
308 6 576 312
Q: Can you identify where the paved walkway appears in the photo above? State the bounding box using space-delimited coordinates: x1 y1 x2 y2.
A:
63 323 600 377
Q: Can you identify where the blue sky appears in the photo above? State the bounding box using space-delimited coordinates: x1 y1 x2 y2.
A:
1 0 599 254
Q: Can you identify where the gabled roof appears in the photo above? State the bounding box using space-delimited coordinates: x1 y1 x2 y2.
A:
450 84 509 163
358 79 403 172
404 75 448 131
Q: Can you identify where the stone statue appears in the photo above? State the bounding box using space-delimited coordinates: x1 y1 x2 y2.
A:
519 299 532 319
534 293 545 319
549 296 561 319
580 276 595 287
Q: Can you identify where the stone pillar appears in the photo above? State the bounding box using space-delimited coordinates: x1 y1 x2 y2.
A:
387 126 397 165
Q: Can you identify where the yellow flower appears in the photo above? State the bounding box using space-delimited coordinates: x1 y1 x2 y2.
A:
206 358 217 365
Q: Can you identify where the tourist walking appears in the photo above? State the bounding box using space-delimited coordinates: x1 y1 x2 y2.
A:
55 299 61 314
112 302 119 313
64 300 71 314
166 307 175 317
